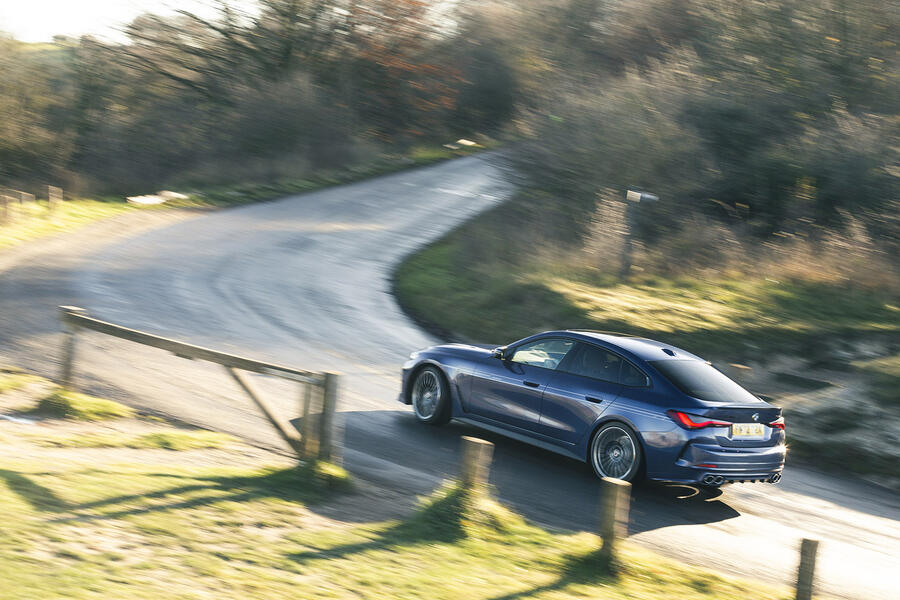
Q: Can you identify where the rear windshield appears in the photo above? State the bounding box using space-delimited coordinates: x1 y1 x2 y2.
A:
650 360 758 403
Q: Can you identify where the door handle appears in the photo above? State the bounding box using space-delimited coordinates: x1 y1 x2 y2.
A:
524 380 540 388
585 396 604 403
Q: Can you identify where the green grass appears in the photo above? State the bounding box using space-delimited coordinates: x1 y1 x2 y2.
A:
394 210 899 363
0 442 784 600
0 199 133 251
39 429 237 451
853 355 900 407
37 389 136 421
0 368 40 394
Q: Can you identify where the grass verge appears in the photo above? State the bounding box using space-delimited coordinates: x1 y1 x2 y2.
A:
0 437 785 600
1 372 783 598
0 199 133 251
36 389 136 421
0 367 40 394
38 429 237 451
0 145 481 252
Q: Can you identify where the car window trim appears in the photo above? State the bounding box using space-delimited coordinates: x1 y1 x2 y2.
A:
558 341 652 388
508 336 576 372
556 342 620 384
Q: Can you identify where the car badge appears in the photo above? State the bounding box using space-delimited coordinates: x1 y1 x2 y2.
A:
752 413 760 422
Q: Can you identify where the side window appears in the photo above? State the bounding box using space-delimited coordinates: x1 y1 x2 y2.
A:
562 343 622 383
621 360 650 387
510 338 575 370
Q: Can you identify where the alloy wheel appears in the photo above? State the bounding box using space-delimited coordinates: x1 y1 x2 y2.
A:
592 425 637 480
412 369 441 420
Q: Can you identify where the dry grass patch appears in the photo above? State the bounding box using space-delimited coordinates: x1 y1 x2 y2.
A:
37 388 136 421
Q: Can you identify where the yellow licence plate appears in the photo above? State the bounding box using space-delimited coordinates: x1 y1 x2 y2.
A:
732 423 765 438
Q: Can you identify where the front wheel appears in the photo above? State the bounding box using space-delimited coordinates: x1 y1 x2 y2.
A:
410 366 450 425
589 422 643 482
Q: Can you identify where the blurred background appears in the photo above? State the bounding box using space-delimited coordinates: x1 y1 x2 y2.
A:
1 0 898 479
1 4 899 598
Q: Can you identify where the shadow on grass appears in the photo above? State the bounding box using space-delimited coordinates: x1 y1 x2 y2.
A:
0 469 70 512
0 463 348 523
288 484 469 564
486 547 617 600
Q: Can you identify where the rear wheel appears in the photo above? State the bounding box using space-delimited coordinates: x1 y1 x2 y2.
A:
411 366 450 425
589 422 643 482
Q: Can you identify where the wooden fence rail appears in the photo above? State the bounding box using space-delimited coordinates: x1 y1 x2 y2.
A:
58 305 340 463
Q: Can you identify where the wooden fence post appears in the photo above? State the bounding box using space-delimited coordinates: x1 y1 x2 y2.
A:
48 186 62 214
795 538 819 600
299 382 315 458
318 372 340 462
460 436 494 492
59 306 86 389
597 477 631 572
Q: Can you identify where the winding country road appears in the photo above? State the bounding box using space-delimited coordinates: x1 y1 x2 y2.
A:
0 155 897 599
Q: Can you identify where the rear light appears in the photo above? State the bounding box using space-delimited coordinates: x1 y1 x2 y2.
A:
768 416 786 431
667 410 732 429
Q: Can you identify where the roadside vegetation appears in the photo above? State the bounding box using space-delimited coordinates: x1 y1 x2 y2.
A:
0 199 132 251
853 355 900 407
0 371 787 600
0 144 479 251
1 3 511 197
37 388 137 421
396 205 899 362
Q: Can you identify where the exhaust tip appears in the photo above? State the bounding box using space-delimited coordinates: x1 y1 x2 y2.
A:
769 473 782 484
701 474 718 486
713 475 725 485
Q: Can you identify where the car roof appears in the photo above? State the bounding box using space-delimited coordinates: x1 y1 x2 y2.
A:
548 330 705 363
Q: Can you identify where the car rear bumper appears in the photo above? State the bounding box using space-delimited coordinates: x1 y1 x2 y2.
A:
655 442 786 484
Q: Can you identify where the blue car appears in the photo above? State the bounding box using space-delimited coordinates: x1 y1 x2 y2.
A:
399 330 785 486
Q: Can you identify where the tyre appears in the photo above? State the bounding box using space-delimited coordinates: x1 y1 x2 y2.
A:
589 422 644 482
410 365 451 425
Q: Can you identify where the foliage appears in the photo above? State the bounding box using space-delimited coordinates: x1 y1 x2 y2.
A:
853 355 900 407
516 0 896 237
0 1 506 195
1 0 894 238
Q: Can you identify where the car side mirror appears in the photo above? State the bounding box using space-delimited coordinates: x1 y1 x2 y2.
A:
492 346 507 359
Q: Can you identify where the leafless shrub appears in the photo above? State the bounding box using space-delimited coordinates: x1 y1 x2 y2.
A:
759 214 900 293
580 202 899 293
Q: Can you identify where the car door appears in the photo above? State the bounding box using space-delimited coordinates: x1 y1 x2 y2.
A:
539 342 623 445
468 337 575 433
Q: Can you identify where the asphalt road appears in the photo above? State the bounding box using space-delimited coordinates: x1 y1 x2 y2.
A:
1 155 897 599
